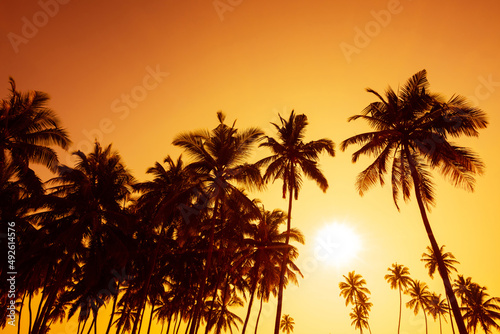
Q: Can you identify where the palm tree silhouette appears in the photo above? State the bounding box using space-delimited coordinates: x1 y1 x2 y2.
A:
454 279 500 334
340 69 487 334
350 304 369 334
280 314 295 334
406 279 431 334
427 293 449 334
339 271 371 306
421 245 459 334
0 77 71 180
173 112 263 334
385 263 412 334
29 142 135 334
240 207 304 334
421 245 459 279
258 110 335 334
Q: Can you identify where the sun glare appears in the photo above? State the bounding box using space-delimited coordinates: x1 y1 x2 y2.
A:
314 222 362 267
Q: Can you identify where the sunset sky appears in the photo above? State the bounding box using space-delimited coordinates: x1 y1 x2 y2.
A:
2 0 500 333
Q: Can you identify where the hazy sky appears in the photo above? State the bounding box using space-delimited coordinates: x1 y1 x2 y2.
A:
2 0 500 333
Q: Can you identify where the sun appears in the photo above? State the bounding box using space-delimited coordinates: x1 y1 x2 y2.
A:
314 222 362 267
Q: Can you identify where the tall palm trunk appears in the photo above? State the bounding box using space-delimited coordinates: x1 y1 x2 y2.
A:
189 199 220 334
146 300 156 334
273 187 293 334
131 230 163 334
398 286 402 334
32 256 71 334
405 146 467 334
447 296 456 334
105 283 120 334
241 266 259 334
423 309 428 334
254 297 264 334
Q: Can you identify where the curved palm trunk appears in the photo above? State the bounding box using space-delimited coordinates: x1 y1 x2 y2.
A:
241 268 259 334
405 146 467 334
423 310 428 334
273 187 293 334
254 297 264 334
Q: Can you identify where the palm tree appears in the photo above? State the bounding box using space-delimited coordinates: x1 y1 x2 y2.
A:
350 305 369 334
453 275 474 305
384 263 412 334
422 245 459 279
0 77 71 180
240 207 304 334
173 112 264 334
456 281 500 334
339 271 371 306
427 293 449 334
29 142 135 334
280 314 294 334
340 69 487 334
258 110 335 334
406 279 431 334
422 245 459 334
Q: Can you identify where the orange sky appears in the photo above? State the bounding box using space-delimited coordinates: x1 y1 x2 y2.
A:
2 0 500 333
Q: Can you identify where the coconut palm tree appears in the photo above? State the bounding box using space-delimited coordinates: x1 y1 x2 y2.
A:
456 281 500 334
427 293 449 334
280 314 294 334
339 271 371 306
0 77 71 181
385 263 412 334
173 112 264 334
453 275 474 305
29 142 135 334
422 245 459 334
340 69 487 334
240 207 304 334
350 305 369 334
258 110 335 334
406 279 431 334
421 245 459 279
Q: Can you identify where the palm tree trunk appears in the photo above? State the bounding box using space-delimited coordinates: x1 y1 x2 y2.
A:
423 310 428 334
146 300 156 334
105 286 120 334
447 296 456 334
138 301 147 334
273 187 293 334
28 292 33 334
405 146 467 334
17 291 26 334
131 234 162 334
439 313 443 334
398 286 402 334
254 297 264 334
242 270 258 334
189 199 220 334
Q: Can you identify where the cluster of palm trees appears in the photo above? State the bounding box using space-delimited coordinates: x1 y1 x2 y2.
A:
0 67 492 334
340 250 500 334
0 78 335 334
339 271 373 334
383 247 500 334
